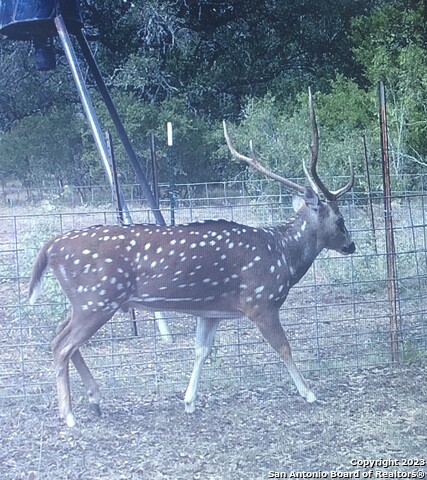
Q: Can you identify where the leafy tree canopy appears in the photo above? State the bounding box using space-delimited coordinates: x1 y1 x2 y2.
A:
0 0 425 190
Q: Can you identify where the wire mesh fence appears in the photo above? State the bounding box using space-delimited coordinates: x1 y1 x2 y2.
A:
0 178 426 406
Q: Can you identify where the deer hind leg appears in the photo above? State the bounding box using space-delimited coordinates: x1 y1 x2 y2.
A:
184 316 220 413
252 311 316 403
51 319 76 427
52 315 101 416
71 350 101 416
51 311 112 427
52 316 101 415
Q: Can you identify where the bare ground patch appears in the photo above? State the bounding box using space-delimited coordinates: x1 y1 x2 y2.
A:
1 364 426 480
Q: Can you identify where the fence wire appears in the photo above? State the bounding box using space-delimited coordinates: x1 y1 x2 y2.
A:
0 180 426 405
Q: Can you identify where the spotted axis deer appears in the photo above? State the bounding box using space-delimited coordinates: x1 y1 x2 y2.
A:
28 90 355 428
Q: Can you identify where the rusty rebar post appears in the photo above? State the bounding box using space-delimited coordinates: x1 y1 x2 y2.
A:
378 81 400 363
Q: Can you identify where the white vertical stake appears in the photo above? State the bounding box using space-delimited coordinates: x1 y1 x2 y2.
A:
167 121 173 147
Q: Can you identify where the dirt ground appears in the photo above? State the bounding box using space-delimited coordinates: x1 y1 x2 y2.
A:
0 363 426 480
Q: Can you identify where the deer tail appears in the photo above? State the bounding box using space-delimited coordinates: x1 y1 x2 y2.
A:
28 243 50 305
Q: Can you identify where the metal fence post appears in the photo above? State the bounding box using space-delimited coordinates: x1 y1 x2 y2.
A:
378 81 400 363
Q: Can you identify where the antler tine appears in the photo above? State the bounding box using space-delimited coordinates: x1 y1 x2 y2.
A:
329 156 355 198
222 120 305 194
307 87 354 201
307 87 335 201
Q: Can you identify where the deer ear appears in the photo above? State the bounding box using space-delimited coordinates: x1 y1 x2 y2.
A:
292 187 320 212
304 186 320 210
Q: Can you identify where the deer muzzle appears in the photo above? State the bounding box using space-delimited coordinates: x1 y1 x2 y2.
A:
340 242 356 255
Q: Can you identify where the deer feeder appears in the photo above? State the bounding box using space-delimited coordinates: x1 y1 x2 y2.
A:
0 0 82 70
0 0 164 225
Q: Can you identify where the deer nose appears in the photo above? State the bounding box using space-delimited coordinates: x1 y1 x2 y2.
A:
341 242 356 255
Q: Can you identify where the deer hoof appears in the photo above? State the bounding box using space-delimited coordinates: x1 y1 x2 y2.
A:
65 413 77 428
306 391 317 403
90 403 102 417
185 402 196 414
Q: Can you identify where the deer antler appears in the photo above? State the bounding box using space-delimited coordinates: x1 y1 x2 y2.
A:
222 120 306 194
304 87 354 201
223 89 354 201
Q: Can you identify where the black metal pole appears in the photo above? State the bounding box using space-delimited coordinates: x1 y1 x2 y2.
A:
105 131 139 336
105 131 132 226
150 133 160 208
74 28 165 226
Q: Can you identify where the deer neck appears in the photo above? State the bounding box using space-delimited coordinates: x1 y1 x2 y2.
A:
274 210 320 287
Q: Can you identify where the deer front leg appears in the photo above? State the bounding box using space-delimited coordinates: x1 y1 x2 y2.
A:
184 317 220 413
253 311 316 403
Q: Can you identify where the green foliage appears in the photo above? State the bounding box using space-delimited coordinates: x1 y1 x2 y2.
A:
308 78 379 182
352 0 427 175
90 91 219 184
217 83 374 187
0 106 90 188
0 0 426 188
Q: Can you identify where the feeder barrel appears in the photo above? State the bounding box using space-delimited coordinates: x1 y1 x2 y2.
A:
0 0 82 40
